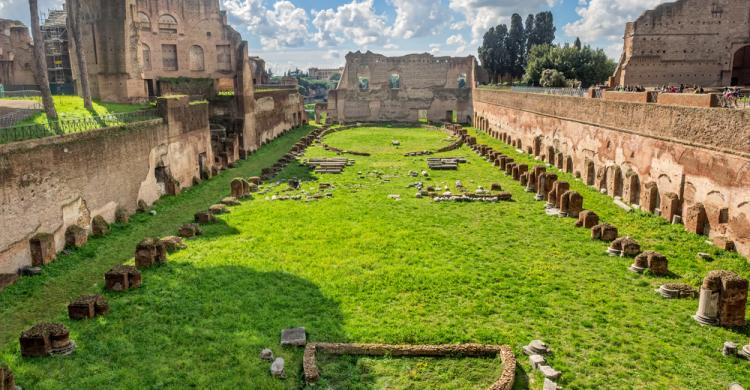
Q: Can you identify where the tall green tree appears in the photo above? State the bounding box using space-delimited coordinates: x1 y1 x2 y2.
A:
524 14 535 61
533 11 556 46
506 13 525 79
574 37 582 50
28 0 58 120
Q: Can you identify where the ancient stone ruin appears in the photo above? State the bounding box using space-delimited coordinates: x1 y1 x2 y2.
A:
135 238 168 269
575 210 600 229
68 295 109 320
105 265 142 292
29 233 55 267
630 251 668 275
178 223 203 238
19 323 75 357
65 225 88 249
608 237 641 257
591 224 619 242
0 363 17 390
694 270 748 327
303 342 516 390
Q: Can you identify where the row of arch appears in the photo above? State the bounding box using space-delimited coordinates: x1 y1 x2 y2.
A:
137 12 178 34
474 113 738 240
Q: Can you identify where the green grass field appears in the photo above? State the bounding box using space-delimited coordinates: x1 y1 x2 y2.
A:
15 96 150 126
1 125 749 389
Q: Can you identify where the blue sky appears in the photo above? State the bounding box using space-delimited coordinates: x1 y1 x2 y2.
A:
1 0 670 74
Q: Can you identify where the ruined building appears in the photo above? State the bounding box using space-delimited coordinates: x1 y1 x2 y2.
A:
67 0 246 102
308 67 343 80
0 19 36 89
328 51 475 123
612 0 750 87
249 56 270 85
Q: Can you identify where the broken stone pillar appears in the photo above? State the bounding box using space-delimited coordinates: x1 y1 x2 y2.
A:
608 237 641 257
105 265 142 292
20 323 72 357
91 215 110 237
623 170 640 205
591 224 618 242
134 238 168 269
640 182 659 213
0 364 16 390
248 176 262 185
536 173 557 201
160 236 187 252
231 178 251 199
65 225 88 249
178 223 203 238
547 181 569 208
517 164 529 180
68 295 109 320
527 166 545 193
195 211 216 224
606 165 623 197
560 191 583 218
631 251 668 274
576 210 599 228
695 270 748 327
30 233 56 266
115 207 130 224
520 173 528 187
661 192 681 223
684 203 708 235
512 165 520 180
506 162 517 176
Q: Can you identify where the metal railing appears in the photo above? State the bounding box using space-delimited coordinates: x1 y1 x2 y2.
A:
511 86 588 97
0 104 43 128
0 109 160 144
0 90 42 98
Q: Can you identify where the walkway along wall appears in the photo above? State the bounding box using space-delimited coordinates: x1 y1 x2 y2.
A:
473 89 750 258
0 97 214 274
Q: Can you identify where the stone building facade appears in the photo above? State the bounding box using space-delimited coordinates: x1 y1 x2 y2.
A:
0 19 36 88
612 0 750 87
72 0 246 102
328 51 475 123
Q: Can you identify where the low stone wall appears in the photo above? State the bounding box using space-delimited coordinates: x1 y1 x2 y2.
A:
0 97 214 274
474 89 750 258
254 90 306 146
657 93 720 108
603 91 657 103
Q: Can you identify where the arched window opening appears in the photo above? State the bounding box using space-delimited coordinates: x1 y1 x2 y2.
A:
159 14 178 34
189 45 205 71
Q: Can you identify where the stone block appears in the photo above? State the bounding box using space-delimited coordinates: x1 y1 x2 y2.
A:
178 223 203 238
19 323 71 358
520 173 528 187
161 236 187 252
0 364 16 390
539 365 561 380
491 183 502 192
221 197 241 206
68 295 109 320
633 251 668 276
712 236 736 252
115 207 130 224
575 210 599 228
194 211 216 224
280 327 307 347
65 225 88 249
610 237 641 257
529 354 546 370
695 270 747 327
209 204 229 215
231 178 251 198
661 192 681 223
549 181 570 208
640 182 659 213
591 224 618 242
105 265 142 292
135 238 168 268
684 203 708 235
91 215 110 237
561 191 583 218
248 176 262 185
29 233 55 267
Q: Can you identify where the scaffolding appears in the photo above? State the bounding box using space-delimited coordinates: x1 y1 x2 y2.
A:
41 7 74 95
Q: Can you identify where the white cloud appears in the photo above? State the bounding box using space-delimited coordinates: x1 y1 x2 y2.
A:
1 0 63 25
386 0 449 39
449 0 559 45
312 0 388 48
323 50 340 60
223 0 309 49
563 0 668 58
450 21 467 30
383 43 399 49
446 34 466 46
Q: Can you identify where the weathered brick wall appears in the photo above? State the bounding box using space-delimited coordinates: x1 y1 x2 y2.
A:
0 98 213 273
331 52 475 123
254 89 306 146
474 89 750 258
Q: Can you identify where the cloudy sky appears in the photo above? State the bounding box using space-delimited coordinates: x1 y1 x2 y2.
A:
1 0 669 73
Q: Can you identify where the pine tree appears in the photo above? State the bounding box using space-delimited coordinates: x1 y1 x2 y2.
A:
28 0 58 120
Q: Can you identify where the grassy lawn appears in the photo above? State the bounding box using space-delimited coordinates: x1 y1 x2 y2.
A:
16 96 150 126
1 125 749 388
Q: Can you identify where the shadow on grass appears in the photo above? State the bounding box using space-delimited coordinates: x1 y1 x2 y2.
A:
8 264 346 389
273 161 320 184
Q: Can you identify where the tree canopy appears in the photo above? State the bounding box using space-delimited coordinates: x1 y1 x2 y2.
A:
478 11 556 83
523 43 616 87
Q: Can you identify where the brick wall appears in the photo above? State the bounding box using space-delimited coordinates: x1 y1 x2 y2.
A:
474 89 750 258
0 97 213 273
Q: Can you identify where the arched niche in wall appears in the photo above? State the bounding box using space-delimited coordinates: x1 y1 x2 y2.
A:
189 45 205 71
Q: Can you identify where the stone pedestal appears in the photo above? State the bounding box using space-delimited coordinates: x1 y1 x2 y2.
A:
178 223 203 238
0 364 16 390
20 323 72 357
194 211 216 224
609 237 641 257
105 265 142 292
65 225 88 248
29 233 55 266
231 178 251 198
661 192 681 224
68 295 109 320
135 238 168 268
91 215 110 237
591 224 618 242
695 270 748 327
575 210 600 228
